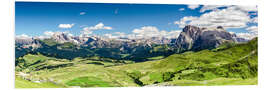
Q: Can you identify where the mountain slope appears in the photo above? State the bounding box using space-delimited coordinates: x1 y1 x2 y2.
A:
15 37 257 87
111 37 257 85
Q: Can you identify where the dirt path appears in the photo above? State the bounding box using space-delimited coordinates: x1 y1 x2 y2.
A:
239 50 256 61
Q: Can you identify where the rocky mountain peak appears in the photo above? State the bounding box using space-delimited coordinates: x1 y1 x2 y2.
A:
51 32 73 43
217 26 224 29
175 25 237 51
15 37 41 49
182 25 202 37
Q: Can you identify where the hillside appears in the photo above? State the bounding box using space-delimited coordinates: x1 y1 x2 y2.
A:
111 38 257 85
15 37 257 88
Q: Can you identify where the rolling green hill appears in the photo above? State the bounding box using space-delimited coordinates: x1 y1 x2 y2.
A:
15 38 258 88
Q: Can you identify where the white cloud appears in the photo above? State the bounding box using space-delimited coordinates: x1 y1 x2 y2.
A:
174 16 198 28
114 32 126 37
43 31 73 37
165 30 182 39
246 26 258 34
131 26 181 39
246 26 258 31
236 26 258 40
230 5 257 12
81 29 93 36
104 34 119 39
104 32 126 39
44 31 55 36
58 23 75 29
83 23 112 30
81 22 112 37
200 5 228 12
200 5 257 13
132 26 161 38
236 33 257 40
179 8 185 11
80 12 86 15
188 5 200 10
175 6 253 29
103 26 181 39
36 36 48 40
16 34 31 39
104 34 114 38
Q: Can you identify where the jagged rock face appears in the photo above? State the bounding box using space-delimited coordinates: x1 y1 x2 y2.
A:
147 37 172 44
15 37 41 49
15 38 34 45
73 36 173 49
175 25 202 50
175 25 237 51
15 32 176 52
51 32 77 44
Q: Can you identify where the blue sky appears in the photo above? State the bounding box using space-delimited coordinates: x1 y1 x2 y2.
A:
15 2 258 39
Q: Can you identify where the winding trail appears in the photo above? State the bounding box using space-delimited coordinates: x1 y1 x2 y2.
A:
238 50 256 61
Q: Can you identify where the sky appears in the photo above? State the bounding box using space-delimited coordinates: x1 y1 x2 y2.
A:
15 2 258 39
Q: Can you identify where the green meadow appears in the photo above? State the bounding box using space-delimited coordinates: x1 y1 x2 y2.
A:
15 38 258 88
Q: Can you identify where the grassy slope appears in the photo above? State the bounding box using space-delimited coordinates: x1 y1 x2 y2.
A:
110 38 258 85
15 38 258 87
166 78 257 86
16 54 138 88
30 64 138 87
15 77 64 88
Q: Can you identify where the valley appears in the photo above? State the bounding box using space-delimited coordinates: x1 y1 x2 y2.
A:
15 36 258 88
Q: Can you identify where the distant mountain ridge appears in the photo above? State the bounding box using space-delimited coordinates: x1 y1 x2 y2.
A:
16 25 250 50
15 25 253 61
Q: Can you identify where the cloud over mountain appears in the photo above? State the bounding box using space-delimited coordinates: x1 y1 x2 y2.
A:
174 5 258 41
246 26 258 34
175 5 255 29
81 22 113 37
236 25 258 40
16 34 31 39
103 26 181 39
44 31 55 36
236 33 257 40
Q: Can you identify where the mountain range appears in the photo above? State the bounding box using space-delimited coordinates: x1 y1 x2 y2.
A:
15 25 251 61
15 25 258 87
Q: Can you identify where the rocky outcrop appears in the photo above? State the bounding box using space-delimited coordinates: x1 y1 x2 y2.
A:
51 32 79 44
175 25 237 51
15 37 41 49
